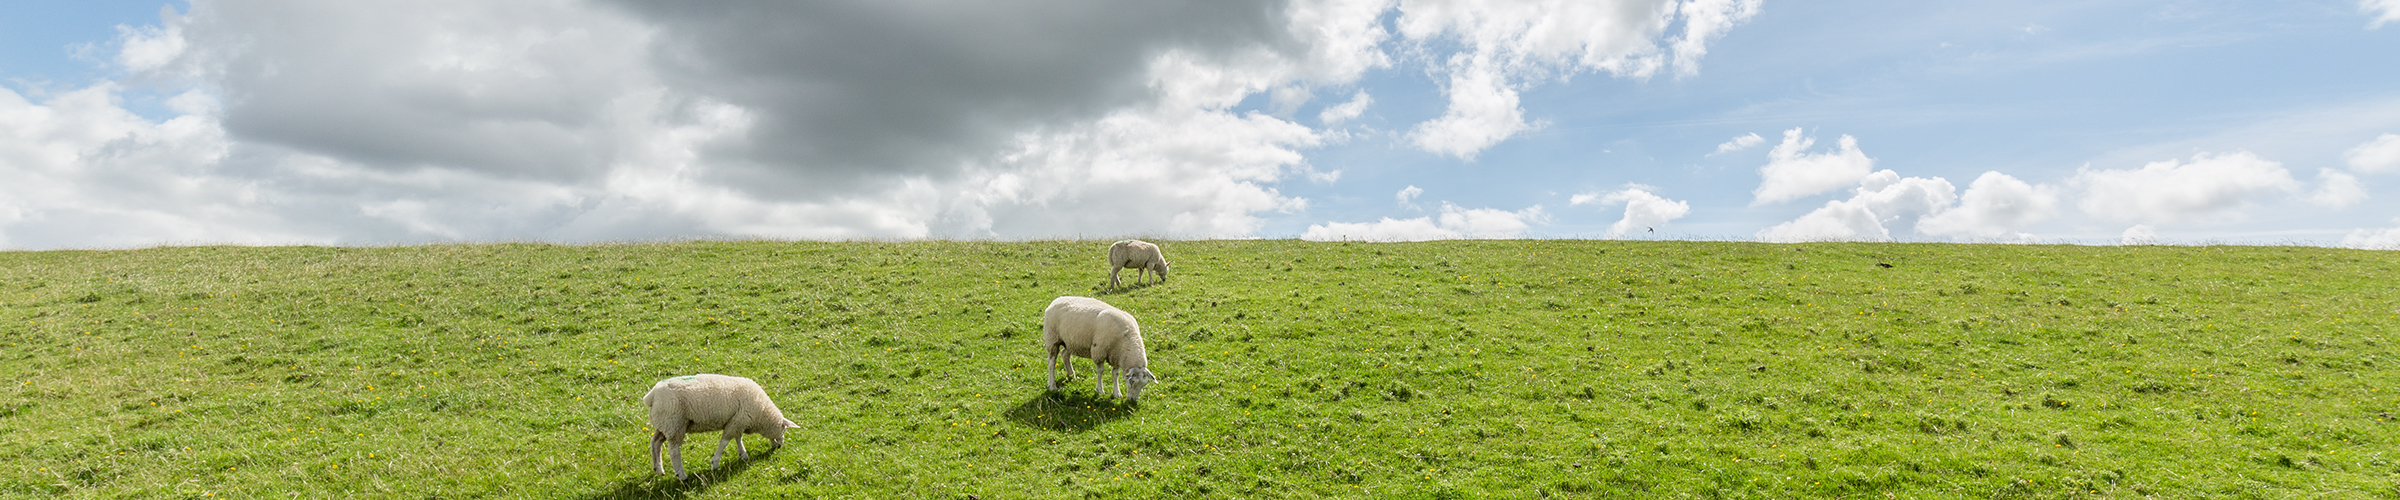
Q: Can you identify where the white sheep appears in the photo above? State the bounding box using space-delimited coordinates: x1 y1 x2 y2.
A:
1107 240 1171 288
642 373 801 479
1041 296 1157 401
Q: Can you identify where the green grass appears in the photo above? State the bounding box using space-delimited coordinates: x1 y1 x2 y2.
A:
0 240 2395 498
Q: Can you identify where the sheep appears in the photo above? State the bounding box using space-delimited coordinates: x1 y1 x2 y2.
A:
1041 296 1157 401
642 373 801 479
1107 240 1170 288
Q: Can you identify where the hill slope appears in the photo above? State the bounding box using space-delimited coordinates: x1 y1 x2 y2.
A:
1 241 2394 498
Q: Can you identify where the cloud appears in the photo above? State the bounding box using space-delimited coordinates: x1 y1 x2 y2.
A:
1708 132 1762 156
2070 151 2301 225
2342 217 2400 249
1407 67 1531 159
2345 133 2400 173
1319 90 1375 125
1755 170 1955 243
2121 224 2158 245
2309 168 2369 208
1397 0 1758 159
1667 0 1764 77
1571 185 1689 238
1752 128 1876 205
3 0 1769 249
1300 202 1545 241
1395 185 1424 207
2367 0 2400 29
1917 172 2058 241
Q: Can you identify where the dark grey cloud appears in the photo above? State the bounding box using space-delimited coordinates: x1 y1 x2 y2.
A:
165 1 660 182
601 0 1293 198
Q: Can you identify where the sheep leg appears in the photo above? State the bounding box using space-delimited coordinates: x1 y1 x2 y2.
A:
668 433 689 479
1109 266 1122 288
1046 342 1064 391
734 433 749 459
1096 363 1112 397
650 431 666 475
711 434 731 470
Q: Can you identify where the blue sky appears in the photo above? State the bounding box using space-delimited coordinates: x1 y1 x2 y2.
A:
3 1 2398 249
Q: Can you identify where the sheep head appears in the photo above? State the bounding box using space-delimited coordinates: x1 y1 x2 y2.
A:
762 416 800 447
1153 261 1170 283
1124 367 1157 401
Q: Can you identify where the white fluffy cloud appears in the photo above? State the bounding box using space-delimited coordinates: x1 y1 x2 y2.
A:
1395 185 1425 207
2070 151 2301 225
1571 186 1690 237
2121 224 2159 245
1916 171 2058 241
1319 90 1375 125
2309 168 2369 208
1756 167 2062 244
1300 202 1546 241
1756 170 1955 242
2367 0 2400 29
1709 132 1763 156
1752 128 1876 205
2345 133 2400 173
1398 0 1760 159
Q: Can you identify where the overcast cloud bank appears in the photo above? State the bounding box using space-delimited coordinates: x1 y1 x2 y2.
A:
4 1 2398 250
0 0 1771 249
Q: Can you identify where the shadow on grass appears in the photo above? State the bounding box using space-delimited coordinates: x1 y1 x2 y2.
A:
1004 390 1138 432
1092 281 1161 297
578 447 777 500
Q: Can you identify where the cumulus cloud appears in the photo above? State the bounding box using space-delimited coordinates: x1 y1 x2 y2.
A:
2346 133 2400 173
1752 128 1876 206
2310 168 2369 208
1668 0 1764 77
1916 171 2058 241
1319 90 1375 125
1300 202 1546 241
2341 219 2400 249
2367 0 2400 29
1571 186 1688 238
2121 224 2158 245
2070 151 2301 225
1756 170 1955 242
1708 132 1762 156
1398 0 1759 159
1396 185 1425 207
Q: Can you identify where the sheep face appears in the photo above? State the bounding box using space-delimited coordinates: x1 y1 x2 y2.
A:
1124 367 1157 401
762 418 800 447
1154 262 1170 283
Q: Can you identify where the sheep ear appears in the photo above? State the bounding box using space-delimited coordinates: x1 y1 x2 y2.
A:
783 417 801 428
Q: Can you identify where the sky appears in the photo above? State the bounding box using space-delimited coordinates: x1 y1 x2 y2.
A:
3 0 2399 250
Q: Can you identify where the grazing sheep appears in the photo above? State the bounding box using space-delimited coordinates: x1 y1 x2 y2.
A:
642 374 800 479
1041 296 1157 401
1107 240 1171 288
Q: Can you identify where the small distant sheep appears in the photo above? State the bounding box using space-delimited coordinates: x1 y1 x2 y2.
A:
1041 296 1157 401
1107 240 1170 288
642 374 801 479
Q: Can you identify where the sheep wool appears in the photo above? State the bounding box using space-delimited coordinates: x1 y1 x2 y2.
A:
1107 240 1170 288
1042 296 1158 401
642 374 801 479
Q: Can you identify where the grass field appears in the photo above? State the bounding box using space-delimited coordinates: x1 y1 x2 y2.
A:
0 240 2395 498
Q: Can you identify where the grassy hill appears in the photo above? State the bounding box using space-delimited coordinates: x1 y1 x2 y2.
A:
0 240 2394 498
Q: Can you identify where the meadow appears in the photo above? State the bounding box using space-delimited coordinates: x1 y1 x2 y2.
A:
0 240 2393 499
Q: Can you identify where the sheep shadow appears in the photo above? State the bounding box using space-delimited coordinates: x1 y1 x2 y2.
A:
1004 390 1138 432
577 447 776 500
1093 282 1159 296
